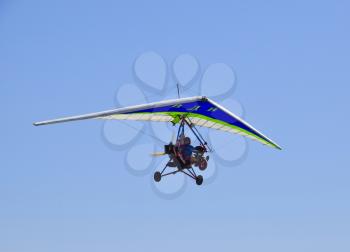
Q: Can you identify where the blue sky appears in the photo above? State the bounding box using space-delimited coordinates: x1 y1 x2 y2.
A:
1 0 350 251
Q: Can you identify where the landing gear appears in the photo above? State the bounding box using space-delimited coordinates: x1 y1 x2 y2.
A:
154 171 161 182
196 175 203 185
153 116 210 186
154 167 204 185
154 158 205 185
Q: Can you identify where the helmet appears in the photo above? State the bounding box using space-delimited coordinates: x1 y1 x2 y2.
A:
184 137 191 145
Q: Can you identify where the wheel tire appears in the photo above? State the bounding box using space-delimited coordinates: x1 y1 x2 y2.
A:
196 175 203 185
154 171 161 182
198 159 207 171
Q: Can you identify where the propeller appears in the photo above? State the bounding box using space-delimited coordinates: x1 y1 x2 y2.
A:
150 151 166 157
150 130 176 157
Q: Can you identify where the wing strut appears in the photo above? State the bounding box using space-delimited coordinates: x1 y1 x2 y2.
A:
183 117 213 152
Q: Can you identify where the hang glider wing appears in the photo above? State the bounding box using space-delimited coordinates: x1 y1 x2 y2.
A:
34 96 281 150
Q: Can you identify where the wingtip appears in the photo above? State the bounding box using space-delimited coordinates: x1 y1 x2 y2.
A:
268 142 282 150
275 144 282 150
33 122 43 126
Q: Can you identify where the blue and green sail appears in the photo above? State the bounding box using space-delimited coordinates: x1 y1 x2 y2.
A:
121 97 281 150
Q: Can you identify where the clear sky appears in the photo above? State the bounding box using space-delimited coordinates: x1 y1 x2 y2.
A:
1 0 350 251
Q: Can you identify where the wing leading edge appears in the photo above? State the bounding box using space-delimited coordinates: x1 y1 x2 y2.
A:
33 96 281 150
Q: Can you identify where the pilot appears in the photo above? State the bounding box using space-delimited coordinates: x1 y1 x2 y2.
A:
179 136 194 165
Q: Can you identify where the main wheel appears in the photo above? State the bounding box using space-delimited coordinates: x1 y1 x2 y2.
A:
196 175 203 185
154 171 161 182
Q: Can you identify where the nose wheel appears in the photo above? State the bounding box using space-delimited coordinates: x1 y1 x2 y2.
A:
198 158 208 171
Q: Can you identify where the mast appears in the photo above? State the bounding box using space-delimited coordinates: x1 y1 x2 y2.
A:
176 83 180 99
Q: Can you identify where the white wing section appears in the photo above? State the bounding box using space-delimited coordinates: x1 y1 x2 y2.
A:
33 96 202 126
103 113 173 122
